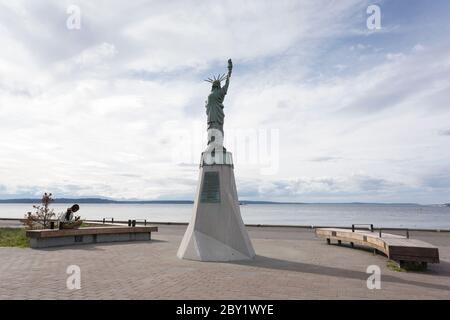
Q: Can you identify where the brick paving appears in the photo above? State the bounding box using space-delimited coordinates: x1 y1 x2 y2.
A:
0 225 449 299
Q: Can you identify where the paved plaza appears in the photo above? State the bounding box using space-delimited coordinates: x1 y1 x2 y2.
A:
0 225 449 299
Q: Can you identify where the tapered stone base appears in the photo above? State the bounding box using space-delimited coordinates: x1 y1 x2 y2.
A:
177 162 255 261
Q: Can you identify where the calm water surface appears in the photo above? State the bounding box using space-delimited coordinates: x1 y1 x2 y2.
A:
1 203 449 229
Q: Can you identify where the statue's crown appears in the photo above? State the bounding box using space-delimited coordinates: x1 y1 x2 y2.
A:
204 73 227 84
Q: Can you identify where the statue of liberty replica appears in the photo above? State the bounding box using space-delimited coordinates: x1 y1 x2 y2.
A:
201 59 232 163
177 59 255 261
205 59 231 147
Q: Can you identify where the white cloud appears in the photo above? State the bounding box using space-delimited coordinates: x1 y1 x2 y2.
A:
74 42 117 67
0 0 450 203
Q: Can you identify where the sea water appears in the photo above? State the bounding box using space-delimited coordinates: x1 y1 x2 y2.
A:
1 203 449 229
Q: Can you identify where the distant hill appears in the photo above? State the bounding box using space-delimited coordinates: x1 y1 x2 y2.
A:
0 198 427 205
0 198 301 205
0 198 193 204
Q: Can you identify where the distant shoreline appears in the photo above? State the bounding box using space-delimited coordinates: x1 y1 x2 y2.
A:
0 198 292 204
0 198 447 206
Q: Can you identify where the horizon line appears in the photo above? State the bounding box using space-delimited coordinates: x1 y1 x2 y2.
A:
0 197 448 206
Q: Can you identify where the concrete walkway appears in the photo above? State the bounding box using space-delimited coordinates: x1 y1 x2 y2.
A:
0 225 449 299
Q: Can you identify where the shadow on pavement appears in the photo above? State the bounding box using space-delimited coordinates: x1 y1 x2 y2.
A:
37 239 168 251
233 254 450 292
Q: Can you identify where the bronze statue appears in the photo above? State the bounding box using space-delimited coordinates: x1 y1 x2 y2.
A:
204 59 233 146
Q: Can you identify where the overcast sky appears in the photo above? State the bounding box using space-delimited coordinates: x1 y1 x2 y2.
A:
1 0 450 203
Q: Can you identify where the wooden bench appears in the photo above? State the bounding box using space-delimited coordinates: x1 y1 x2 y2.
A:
316 227 439 268
26 226 158 248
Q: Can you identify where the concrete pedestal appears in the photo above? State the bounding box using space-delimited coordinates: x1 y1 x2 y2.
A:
177 155 255 261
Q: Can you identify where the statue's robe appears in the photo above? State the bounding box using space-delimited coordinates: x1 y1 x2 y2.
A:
206 81 229 134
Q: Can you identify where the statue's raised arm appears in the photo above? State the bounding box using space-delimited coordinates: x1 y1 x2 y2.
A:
222 59 233 95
